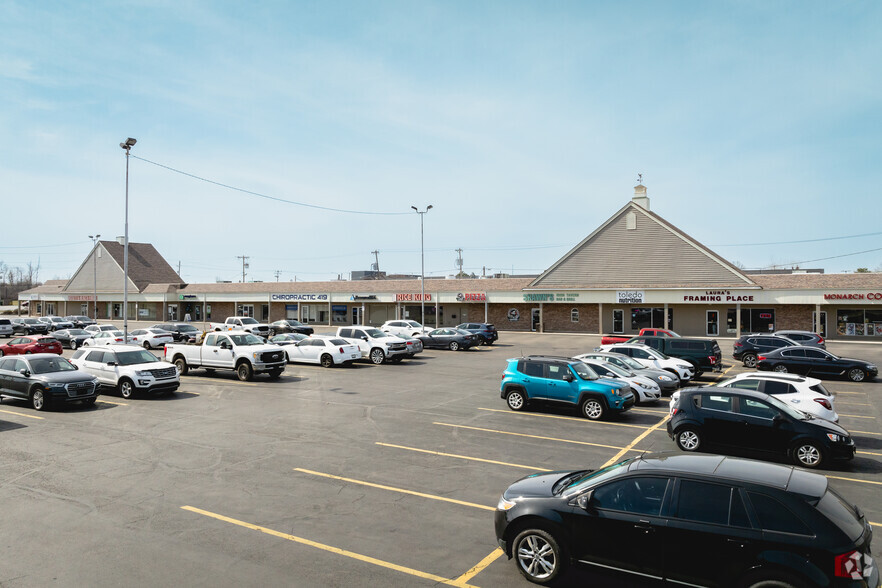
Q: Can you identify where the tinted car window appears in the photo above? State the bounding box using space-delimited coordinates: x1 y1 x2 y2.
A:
676 480 734 526
727 379 761 391
698 394 734 412
547 364 570 381
816 489 865 541
0 358 14 370
522 362 544 377
737 397 778 420
86 350 106 362
780 349 805 358
804 349 828 359
747 492 812 535
592 477 669 516
762 380 794 396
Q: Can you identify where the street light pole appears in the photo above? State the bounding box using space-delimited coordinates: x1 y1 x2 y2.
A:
120 138 136 342
88 234 101 320
411 205 433 329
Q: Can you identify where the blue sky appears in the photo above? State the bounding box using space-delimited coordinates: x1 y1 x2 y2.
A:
2 1 880 284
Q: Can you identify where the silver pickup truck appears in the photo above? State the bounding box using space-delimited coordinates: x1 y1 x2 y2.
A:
163 331 286 381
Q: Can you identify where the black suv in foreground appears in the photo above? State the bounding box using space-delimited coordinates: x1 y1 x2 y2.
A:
627 335 721 376
495 452 879 587
668 386 855 468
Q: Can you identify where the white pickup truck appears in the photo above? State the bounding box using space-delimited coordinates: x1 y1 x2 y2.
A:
335 326 411 364
209 316 271 338
164 331 287 381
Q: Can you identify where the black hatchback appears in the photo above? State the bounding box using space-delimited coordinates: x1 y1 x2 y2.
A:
495 452 878 587
668 386 855 468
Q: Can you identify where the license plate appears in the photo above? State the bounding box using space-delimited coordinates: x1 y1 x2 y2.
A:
351 354 358 359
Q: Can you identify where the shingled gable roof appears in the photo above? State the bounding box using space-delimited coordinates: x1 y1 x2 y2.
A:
64 241 183 293
528 201 758 290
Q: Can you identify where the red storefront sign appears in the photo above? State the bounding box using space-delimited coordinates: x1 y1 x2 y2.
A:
824 293 882 300
396 293 432 302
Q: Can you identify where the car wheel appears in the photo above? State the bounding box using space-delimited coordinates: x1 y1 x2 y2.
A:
0 350 4 357
31 387 50 411
506 389 527 411
580 397 605 420
449 341 460 351
792 441 824 468
675 427 701 452
173 357 188 376
143 340 152 349
512 528 568 585
237 362 254 381
70 340 78 350
369 348 385 365
773 364 788 373
320 354 334 368
847 368 866 382
742 354 757 368
118 378 135 399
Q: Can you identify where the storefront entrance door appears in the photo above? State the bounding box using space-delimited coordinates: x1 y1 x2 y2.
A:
706 311 719 336
531 308 540 332
813 311 827 337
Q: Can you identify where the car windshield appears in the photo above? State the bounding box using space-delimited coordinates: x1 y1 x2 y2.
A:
69 329 88 336
240 318 259 325
100 325 115 331
28 357 77 374
23 319 39 324
644 347 669 360
116 350 160 365
229 333 264 345
557 460 630 495
618 356 645 370
570 362 598 380
289 320 304 326
406 321 422 328
50 317 65 322
603 363 632 377
365 328 385 337
178 325 198 332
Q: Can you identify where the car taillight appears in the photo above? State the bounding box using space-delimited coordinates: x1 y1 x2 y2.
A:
757 355 767 361
734 342 742 348
115 338 123 342
813 398 832 410
834 550 863 579
708 356 716 364
339 347 345 353
817 337 825 344
670 407 679 415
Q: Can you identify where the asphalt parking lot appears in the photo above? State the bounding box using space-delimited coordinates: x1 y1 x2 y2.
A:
1 331 880 587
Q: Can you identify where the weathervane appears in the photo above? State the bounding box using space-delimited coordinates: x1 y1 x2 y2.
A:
637 173 643 185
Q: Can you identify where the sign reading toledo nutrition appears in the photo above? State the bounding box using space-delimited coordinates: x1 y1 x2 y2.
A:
271 293 329 301
617 290 644 304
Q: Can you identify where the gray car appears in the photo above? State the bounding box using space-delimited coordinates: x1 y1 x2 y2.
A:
576 356 662 403
575 351 680 394
0 353 99 410
772 330 826 349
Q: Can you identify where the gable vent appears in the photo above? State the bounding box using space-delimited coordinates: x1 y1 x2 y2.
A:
626 212 637 230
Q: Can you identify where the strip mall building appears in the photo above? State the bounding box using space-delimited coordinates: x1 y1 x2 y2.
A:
20 186 882 340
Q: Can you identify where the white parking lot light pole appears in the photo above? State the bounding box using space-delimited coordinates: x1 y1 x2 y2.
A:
120 138 136 342
88 234 101 320
411 205 433 329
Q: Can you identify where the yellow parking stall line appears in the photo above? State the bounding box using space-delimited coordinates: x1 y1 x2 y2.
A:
825 475 882 487
375 443 548 472
477 408 655 430
434 422 649 453
293 468 495 512
872 522 882 528
838 414 877 419
831 391 867 395
98 399 128 406
600 415 671 469
454 548 504 585
181 506 478 588
706 364 737 383
631 408 670 415
857 450 882 456
852 430 881 436
181 376 259 387
0 408 44 420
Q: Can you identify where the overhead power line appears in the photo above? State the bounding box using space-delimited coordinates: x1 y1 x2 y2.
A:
752 246 882 269
132 155 409 216
714 230 882 247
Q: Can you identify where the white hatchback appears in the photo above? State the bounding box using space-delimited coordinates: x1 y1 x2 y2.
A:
84 330 134 346
129 328 175 350
381 320 430 337
283 335 361 368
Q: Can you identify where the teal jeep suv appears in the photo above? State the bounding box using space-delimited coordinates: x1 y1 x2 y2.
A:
500 355 634 420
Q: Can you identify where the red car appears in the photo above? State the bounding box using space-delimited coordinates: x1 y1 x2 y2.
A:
0 335 64 356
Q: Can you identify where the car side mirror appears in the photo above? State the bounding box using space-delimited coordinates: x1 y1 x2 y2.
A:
773 414 786 425
220 342 231 349
361 336 369 341
573 491 593 511
825 356 833 361
18 368 30 377
106 361 117 366
563 373 574 382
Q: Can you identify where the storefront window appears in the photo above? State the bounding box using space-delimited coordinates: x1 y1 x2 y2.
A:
837 309 863 336
631 308 673 330
866 309 882 336
571 308 579 323
332 305 348 323
728 309 775 333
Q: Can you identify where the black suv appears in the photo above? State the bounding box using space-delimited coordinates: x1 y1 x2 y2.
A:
151 323 202 343
12 317 50 335
733 334 797 367
668 386 855 468
495 452 878 587
627 335 721 376
456 322 498 345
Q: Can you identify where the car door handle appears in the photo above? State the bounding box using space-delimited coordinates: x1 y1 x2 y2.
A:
634 521 654 533
727 538 750 547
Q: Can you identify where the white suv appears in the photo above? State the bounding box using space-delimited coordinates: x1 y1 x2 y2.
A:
335 326 410 364
70 344 180 398
598 343 695 383
381 320 430 337
671 372 839 422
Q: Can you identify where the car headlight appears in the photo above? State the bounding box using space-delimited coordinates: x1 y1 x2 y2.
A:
867 364 877 370
827 433 847 442
48 382 66 388
135 370 151 377
658 375 673 382
497 496 517 511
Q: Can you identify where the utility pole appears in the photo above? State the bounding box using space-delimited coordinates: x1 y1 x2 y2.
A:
455 248 464 276
274 270 282 282
177 261 182 276
371 250 380 278
237 255 249 283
